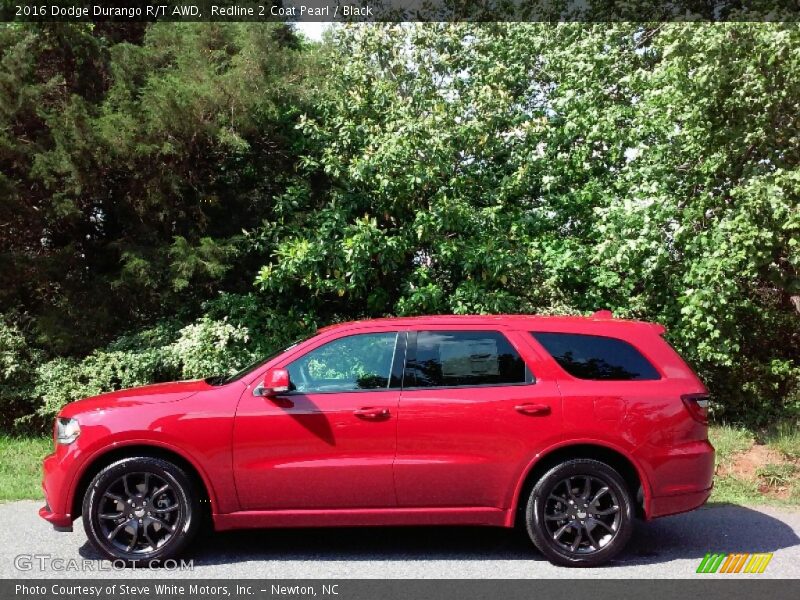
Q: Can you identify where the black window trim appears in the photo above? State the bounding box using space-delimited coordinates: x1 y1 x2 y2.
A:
401 329 536 391
529 330 664 382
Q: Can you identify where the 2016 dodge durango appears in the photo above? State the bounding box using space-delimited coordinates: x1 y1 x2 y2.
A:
41 313 714 567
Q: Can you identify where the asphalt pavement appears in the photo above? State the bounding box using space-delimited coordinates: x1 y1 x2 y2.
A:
1 501 798 579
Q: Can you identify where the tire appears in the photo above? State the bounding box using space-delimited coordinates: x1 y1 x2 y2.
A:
82 457 201 565
525 458 633 567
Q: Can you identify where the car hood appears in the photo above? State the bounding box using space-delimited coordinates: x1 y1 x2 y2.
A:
59 379 215 418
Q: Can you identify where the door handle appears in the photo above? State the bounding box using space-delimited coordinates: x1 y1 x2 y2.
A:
354 407 391 420
515 403 551 416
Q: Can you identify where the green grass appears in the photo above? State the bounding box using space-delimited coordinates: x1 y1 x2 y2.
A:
765 422 800 461
709 424 753 468
756 463 798 488
710 474 765 506
0 436 51 502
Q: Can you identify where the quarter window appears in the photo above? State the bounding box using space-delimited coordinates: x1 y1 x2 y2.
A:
407 331 529 387
287 332 399 393
531 332 660 381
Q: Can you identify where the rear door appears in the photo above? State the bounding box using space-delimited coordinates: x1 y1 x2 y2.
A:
394 327 563 509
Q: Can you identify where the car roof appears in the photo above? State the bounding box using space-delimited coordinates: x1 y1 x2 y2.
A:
318 313 664 334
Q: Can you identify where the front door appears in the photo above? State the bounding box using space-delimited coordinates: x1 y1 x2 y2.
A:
233 330 404 510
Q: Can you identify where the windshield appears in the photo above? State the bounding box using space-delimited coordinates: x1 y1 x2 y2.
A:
206 336 308 386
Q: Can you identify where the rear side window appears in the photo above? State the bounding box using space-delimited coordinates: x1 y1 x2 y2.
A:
531 332 660 381
407 331 529 388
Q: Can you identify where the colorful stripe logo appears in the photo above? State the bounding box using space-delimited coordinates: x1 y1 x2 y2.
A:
696 553 773 574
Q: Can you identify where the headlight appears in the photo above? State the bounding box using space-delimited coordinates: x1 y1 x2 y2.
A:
55 417 80 445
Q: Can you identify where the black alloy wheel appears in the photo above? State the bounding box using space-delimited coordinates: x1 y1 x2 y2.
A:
83 457 200 565
526 458 633 567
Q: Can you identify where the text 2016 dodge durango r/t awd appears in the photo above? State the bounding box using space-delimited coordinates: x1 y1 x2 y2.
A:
41 313 714 567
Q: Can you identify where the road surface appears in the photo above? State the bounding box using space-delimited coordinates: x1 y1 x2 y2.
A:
1 501 797 579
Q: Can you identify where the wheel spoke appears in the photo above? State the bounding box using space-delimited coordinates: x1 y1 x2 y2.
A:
143 524 157 551
122 474 133 498
151 484 170 499
593 519 616 534
142 472 151 496
593 505 619 516
153 504 179 513
570 528 583 552
150 516 174 532
581 476 592 500
553 522 572 541
107 519 130 541
99 512 123 520
104 492 124 504
585 526 600 550
544 512 568 521
566 478 578 499
126 521 139 552
548 494 568 505
590 486 609 507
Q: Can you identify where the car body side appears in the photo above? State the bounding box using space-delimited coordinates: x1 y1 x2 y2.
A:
40 315 714 532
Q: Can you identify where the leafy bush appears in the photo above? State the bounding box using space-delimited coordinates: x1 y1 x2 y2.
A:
0 317 42 430
165 316 255 380
31 317 261 420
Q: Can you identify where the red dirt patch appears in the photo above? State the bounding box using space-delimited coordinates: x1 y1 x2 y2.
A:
717 444 784 479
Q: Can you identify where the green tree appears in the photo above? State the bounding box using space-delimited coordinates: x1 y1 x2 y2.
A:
0 23 315 354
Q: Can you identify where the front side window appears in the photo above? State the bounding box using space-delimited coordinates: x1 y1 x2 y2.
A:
287 332 399 393
406 331 529 388
531 332 660 381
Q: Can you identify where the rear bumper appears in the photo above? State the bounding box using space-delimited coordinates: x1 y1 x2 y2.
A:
649 485 713 519
636 438 715 519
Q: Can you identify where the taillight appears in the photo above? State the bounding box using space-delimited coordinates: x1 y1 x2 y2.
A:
682 393 709 424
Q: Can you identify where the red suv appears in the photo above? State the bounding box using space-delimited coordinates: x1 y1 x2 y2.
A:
41 314 714 567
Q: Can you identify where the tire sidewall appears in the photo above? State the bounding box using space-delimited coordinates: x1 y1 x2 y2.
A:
82 457 199 565
526 459 634 567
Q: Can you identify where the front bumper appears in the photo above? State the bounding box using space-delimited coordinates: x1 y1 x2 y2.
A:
40 449 77 531
38 504 73 531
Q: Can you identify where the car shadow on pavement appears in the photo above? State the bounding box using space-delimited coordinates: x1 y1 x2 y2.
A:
78 504 799 567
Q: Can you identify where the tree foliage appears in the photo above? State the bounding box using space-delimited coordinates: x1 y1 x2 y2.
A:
0 23 797 428
258 23 799 423
0 22 314 354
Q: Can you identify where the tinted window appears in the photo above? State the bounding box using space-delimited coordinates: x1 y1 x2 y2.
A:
287 333 398 393
407 331 528 387
532 332 660 381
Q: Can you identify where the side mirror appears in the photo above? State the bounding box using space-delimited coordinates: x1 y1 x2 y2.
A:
254 368 290 397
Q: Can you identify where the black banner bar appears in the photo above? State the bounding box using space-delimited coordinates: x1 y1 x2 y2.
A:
5 579 800 600
2 0 800 22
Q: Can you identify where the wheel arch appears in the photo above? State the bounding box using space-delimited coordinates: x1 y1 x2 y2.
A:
509 442 649 526
70 442 216 521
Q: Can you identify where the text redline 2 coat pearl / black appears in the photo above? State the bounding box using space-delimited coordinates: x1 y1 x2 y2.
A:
41 313 714 567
